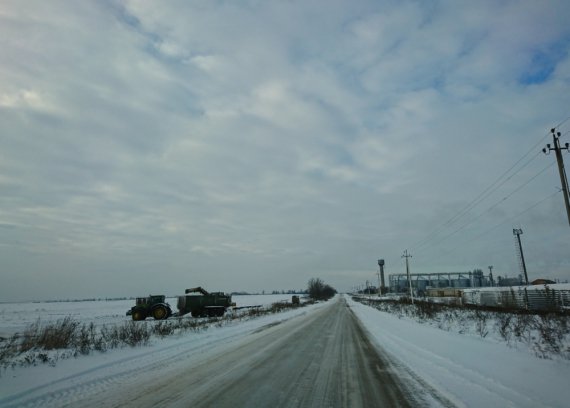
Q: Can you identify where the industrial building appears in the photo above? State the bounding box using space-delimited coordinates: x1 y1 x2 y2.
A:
389 270 493 294
385 268 569 311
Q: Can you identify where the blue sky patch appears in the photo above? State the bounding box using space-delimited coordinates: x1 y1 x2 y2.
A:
518 49 561 85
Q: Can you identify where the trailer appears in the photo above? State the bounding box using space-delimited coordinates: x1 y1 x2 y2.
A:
177 287 235 317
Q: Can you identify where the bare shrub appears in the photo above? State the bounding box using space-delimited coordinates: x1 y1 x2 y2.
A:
117 321 151 347
512 313 534 345
437 311 457 332
270 302 291 313
152 321 175 337
100 325 120 349
19 319 41 352
38 317 79 350
533 314 568 358
474 310 489 338
177 318 205 332
244 307 264 318
495 313 513 344
76 323 98 355
0 335 19 367
415 300 441 321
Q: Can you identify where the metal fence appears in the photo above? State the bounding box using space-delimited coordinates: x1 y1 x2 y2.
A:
461 284 570 311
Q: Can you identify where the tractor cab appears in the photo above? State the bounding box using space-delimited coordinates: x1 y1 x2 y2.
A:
127 295 172 321
136 295 166 306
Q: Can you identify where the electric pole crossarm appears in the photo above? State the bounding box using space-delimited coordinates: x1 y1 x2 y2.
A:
543 128 570 226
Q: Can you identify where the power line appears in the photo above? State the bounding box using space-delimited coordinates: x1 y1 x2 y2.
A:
419 189 562 264
414 161 555 256
409 118 570 252
555 116 570 130
412 150 543 253
481 162 555 212
411 141 546 252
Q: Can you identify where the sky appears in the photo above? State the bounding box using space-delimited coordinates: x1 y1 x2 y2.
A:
1 0 570 301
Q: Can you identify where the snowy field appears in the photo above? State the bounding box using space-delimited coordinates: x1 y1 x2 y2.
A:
0 294 300 338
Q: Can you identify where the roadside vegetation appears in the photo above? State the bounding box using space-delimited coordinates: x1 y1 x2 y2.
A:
307 278 337 300
352 296 570 360
0 298 314 374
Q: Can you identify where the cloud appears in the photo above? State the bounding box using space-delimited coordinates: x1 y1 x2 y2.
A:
0 0 569 301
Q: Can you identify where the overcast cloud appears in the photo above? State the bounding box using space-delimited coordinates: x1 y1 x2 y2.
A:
1 0 570 301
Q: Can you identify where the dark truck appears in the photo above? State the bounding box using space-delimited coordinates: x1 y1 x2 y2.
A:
127 287 234 320
177 287 235 317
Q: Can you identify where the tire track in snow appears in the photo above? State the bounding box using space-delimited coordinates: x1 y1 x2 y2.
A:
0 306 320 408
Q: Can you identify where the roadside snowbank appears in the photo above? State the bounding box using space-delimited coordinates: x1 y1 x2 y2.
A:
348 296 570 408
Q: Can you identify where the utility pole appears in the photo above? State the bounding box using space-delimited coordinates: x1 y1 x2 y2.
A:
402 250 414 304
513 229 529 285
376 270 381 295
543 128 570 226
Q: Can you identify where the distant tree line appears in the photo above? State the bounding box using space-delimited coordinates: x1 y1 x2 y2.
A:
307 278 337 300
231 289 306 296
271 289 306 295
37 297 131 303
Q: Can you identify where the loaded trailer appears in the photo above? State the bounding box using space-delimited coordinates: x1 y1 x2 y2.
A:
177 287 235 317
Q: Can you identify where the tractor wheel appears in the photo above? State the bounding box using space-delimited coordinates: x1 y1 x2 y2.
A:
132 309 146 321
191 310 200 318
153 305 168 320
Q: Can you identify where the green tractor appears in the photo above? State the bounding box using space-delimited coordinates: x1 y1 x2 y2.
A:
126 295 172 321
